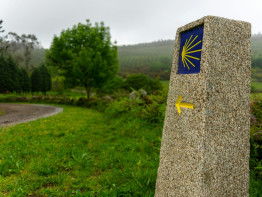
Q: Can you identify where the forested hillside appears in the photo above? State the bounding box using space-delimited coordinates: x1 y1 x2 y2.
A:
118 34 262 80
118 40 174 80
251 33 262 58
6 34 261 82
251 34 262 91
4 27 262 83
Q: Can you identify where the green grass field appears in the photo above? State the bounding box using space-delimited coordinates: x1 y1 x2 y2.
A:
252 81 262 90
0 80 261 196
0 105 162 196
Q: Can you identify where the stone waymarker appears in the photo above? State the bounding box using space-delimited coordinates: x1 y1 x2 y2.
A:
155 16 251 196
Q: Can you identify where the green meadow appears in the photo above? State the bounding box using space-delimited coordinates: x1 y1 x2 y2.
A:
0 79 261 196
0 105 162 196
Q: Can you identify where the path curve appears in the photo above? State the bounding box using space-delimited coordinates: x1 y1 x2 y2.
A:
0 103 63 127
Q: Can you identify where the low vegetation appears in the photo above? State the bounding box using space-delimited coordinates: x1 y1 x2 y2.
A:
122 74 162 94
250 99 262 196
0 95 165 196
0 80 261 195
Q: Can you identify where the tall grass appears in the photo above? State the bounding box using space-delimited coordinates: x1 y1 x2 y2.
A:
0 105 162 196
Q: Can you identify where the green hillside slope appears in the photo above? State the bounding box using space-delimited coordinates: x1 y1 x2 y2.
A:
251 34 262 58
118 40 174 80
118 34 262 80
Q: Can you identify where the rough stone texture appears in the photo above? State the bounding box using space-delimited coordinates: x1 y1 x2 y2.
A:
155 16 251 196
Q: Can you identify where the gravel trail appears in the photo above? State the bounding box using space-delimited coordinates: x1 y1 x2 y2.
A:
0 103 63 127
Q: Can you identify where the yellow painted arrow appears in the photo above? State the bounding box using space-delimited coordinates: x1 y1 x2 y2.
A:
175 95 194 115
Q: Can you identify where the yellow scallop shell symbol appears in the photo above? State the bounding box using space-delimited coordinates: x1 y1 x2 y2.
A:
181 35 202 70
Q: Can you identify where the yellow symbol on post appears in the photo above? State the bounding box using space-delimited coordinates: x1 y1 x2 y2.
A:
181 35 202 70
175 95 194 115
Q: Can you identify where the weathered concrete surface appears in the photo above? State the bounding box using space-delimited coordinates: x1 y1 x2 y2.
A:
155 16 251 196
0 103 63 127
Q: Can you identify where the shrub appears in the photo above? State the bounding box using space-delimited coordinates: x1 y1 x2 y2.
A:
105 91 166 124
251 99 262 122
105 97 138 117
52 77 64 95
250 98 262 194
57 97 75 105
101 76 124 94
122 74 162 93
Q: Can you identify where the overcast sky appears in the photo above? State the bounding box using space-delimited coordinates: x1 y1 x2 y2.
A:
1 0 262 48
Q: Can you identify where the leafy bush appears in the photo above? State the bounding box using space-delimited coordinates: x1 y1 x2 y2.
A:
252 57 262 69
250 98 262 195
51 77 64 95
105 91 167 124
251 99 262 122
122 74 162 93
0 95 101 108
101 75 124 94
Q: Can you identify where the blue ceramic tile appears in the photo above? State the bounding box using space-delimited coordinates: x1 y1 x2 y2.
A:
178 26 203 74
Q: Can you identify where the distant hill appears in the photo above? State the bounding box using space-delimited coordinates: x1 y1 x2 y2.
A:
251 34 262 89
118 40 174 80
118 34 262 80
251 34 262 58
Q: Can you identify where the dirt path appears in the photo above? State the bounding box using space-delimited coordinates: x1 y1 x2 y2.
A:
0 103 63 127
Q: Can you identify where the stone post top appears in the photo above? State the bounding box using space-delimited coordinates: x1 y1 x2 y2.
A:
177 15 251 37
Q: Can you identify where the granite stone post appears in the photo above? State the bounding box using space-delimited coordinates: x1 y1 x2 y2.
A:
155 16 251 196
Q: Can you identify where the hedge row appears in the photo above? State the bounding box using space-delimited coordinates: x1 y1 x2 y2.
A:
0 95 110 109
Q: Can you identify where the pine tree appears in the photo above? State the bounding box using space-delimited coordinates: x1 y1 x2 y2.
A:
0 56 8 93
0 55 20 93
39 64 51 94
19 68 31 93
7 56 20 92
31 65 51 94
31 67 41 93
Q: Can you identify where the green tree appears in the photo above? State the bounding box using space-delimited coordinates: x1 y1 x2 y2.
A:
0 55 20 93
7 56 20 92
46 20 118 99
19 68 31 93
0 56 9 93
39 64 51 94
252 57 262 69
31 65 51 94
31 67 41 93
